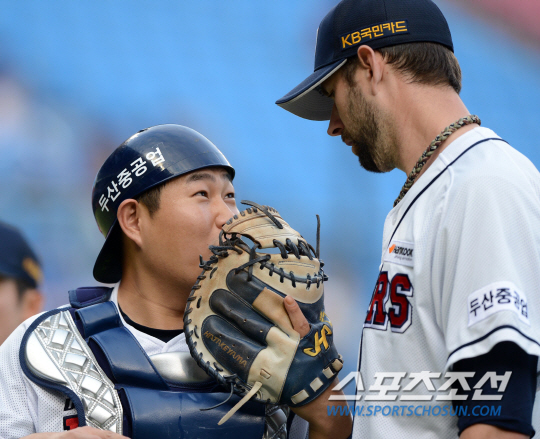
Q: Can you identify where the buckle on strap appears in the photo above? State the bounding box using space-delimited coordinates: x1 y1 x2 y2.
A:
69 287 113 309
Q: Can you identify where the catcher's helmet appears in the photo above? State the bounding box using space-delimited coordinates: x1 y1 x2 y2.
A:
92 124 235 284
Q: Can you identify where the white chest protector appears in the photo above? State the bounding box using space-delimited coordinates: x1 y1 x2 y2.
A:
20 286 292 439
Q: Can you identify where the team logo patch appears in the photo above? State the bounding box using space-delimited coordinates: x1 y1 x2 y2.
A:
339 20 409 50
384 240 414 267
63 415 79 431
468 281 529 327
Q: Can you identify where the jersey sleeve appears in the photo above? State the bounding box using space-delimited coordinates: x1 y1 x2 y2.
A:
452 342 537 436
432 171 540 369
0 322 37 439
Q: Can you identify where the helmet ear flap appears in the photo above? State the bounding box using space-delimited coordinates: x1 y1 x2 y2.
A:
91 124 235 283
93 224 123 284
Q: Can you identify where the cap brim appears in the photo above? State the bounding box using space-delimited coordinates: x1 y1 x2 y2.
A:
276 59 347 121
0 264 38 289
93 223 123 284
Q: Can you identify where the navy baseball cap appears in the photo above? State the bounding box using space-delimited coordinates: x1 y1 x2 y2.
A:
0 221 42 289
276 0 453 120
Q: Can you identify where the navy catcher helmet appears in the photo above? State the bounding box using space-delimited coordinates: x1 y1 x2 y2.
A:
92 124 235 283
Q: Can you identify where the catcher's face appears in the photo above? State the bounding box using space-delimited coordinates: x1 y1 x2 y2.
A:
0 278 23 345
140 167 238 291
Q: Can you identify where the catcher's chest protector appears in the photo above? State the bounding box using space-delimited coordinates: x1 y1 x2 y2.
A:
20 287 286 439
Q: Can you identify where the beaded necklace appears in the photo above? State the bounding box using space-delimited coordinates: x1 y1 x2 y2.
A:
393 115 481 207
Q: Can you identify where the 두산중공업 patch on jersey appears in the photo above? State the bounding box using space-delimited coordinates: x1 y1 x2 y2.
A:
468 281 530 327
384 240 414 267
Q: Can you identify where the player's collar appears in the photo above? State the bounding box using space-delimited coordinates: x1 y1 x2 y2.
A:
392 127 493 213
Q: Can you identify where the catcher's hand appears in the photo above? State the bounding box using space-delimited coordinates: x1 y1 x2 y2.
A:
184 201 343 421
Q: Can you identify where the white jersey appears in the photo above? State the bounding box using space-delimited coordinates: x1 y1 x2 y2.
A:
353 127 540 438
0 284 308 439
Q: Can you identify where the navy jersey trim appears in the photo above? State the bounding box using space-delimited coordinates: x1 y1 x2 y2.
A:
447 324 540 361
452 341 537 437
388 137 507 245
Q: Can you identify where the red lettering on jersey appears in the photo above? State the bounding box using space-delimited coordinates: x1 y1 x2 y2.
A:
63 415 79 431
389 273 413 332
364 272 389 329
365 272 413 333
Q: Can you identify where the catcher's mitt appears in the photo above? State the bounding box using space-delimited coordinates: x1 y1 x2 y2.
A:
184 201 343 422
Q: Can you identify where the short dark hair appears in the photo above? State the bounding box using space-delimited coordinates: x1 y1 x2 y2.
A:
0 274 34 300
135 183 167 217
342 42 462 94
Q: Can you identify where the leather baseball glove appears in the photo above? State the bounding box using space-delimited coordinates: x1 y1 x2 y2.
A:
184 201 343 423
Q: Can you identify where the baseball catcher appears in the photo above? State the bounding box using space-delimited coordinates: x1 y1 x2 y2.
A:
184 201 343 424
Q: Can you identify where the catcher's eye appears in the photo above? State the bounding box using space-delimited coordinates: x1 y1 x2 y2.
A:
225 192 235 199
195 190 208 197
